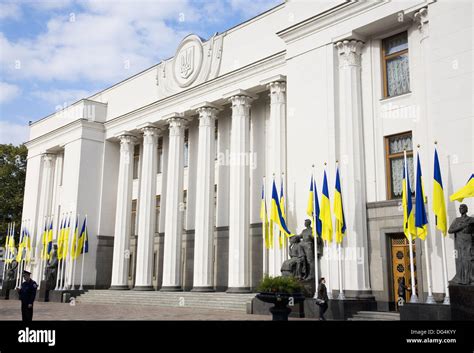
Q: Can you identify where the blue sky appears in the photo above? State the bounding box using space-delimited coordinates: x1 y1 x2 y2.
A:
0 0 281 145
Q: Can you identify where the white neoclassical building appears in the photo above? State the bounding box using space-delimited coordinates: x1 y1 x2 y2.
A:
21 0 473 310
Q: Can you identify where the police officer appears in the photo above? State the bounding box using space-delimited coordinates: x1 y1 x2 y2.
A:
16 270 38 322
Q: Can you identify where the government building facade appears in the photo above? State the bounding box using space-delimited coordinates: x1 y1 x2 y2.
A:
22 0 473 311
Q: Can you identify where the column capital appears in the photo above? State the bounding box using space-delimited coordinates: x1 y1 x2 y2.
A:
164 113 188 136
42 153 56 167
335 40 364 67
137 122 163 139
223 89 257 104
196 105 219 127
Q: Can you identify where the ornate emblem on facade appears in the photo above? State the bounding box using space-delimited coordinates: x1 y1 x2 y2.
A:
156 33 223 96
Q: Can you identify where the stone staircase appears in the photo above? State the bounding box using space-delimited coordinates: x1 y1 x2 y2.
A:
348 311 400 321
75 290 256 313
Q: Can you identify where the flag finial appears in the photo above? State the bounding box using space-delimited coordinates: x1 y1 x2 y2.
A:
434 141 438 145
417 144 420 148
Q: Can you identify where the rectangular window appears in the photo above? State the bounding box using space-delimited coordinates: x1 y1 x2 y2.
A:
157 137 163 174
131 200 137 236
184 129 189 168
214 120 218 160
133 144 140 179
382 32 410 98
155 195 160 232
384 132 414 200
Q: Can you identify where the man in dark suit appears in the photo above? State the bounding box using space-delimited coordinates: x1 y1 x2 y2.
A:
16 270 38 322
317 277 329 321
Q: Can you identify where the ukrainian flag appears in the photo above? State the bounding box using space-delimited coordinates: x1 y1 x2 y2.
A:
433 148 447 235
415 154 428 240
24 227 31 263
62 216 71 259
402 155 416 240
260 183 271 249
450 174 474 202
16 227 25 262
47 219 53 259
57 217 65 260
306 175 322 237
78 217 89 256
270 180 292 237
7 231 15 264
41 220 48 259
334 166 346 244
319 170 333 243
279 182 286 248
71 216 80 259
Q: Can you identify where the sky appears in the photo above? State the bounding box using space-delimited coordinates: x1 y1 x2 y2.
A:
0 0 281 145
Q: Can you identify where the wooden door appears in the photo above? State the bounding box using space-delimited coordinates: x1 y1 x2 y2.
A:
390 234 417 309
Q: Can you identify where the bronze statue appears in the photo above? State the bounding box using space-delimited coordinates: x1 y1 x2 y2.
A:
281 235 304 279
448 204 474 285
44 245 58 289
300 219 316 280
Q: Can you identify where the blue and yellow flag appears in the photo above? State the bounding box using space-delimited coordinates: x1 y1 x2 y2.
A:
270 180 292 237
72 216 88 259
57 216 65 260
319 170 333 243
450 174 474 202
47 219 53 259
334 166 346 244
306 175 322 237
16 227 25 263
415 154 428 240
433 148 447 235
260 182 271 249
402 155 416 240
41 219 48 259
279 182 286 248
71 216 80 259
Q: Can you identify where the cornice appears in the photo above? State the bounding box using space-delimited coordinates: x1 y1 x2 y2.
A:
103 51 286 134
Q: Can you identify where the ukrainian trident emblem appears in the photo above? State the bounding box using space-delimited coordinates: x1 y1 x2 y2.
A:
179 46 194 79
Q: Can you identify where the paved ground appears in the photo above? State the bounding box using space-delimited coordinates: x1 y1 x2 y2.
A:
0 300 309 320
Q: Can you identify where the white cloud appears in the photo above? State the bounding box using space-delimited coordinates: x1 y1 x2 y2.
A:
32 88 92 108
0 1 193 83
0 121 29 145
0 2 22 20
0 81 21 103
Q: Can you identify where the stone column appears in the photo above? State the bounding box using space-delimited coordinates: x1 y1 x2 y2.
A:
260 76 287 276
225 90 255 293
161 115 187 291
110 133 137 289
134 123 161 290
334 40 371 293
34 153 56 279
192 103 219 292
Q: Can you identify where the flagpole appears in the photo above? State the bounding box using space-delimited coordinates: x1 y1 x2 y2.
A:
335 162 345 300
404 150 418 303
281 172 288 261
54 214 61 290
312 164 320 299
262 176 268 277
433 142 450 305
79 215 87 290
15 222 23 288
71 213 79 290
1 223 11 290
63 212 73 290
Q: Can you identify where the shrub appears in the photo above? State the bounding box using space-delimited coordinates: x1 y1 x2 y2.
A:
257 275 303 294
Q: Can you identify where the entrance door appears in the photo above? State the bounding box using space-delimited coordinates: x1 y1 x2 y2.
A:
390 233 417 309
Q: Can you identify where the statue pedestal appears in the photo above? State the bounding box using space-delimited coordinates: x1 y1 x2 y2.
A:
38 280 52 302
300 279 316 297
449 284 474 320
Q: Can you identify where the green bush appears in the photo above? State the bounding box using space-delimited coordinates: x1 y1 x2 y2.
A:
257 275 303 294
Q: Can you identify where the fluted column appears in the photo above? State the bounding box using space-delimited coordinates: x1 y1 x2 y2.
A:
34 153 56 279
225 90 255 293
334 40 371 293
261 76 287 276
110 133 137 289
192 103 219 291
161 115 187 291
134 123 161 290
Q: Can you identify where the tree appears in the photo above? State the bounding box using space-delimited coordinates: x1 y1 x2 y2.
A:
0 144 27 244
